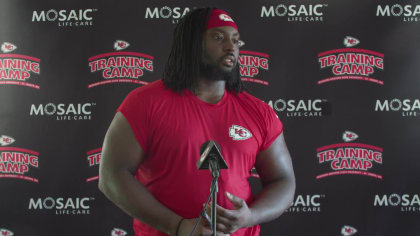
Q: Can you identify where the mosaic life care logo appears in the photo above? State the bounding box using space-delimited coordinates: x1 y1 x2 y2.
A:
145 6 195 24
377 4 420 22
260 4 328 22
86 148 101 182
374 193 420 212
318 36 384 85
239 50 269 86
29 196 94 215
32 9 98 27
0 135 40 183
285 194 325 213
268 98 328 117
316 131 383 180
0 42 41 89
375 98 420 117
30 102 96 121
88 40 154 88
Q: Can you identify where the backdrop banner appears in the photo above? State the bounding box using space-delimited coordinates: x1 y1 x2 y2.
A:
1 0 419 235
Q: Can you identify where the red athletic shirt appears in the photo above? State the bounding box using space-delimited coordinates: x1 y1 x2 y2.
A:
117 80 283 236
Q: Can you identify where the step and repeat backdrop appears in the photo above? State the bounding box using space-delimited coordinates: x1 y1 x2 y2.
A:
1 0 420 235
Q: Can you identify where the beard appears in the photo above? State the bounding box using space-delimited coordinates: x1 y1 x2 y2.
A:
199 59 238 83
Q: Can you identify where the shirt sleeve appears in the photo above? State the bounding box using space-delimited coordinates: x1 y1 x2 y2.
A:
260 104 283 151
117 88 150 154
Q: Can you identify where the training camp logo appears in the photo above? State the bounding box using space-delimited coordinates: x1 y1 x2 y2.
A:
0 42 41 89
32 8 98 27
29 196 94 215
30 102 96 121
260 3 328 22
316 131 383 180
239 50 270 86
375 98 420 117
111 228 128 236
341 225 357 236
229 125 252 141
145 6 196 24
318 36 384 85
86 148 101 182
0 229 13 236
88 41 154 88
267 98 328 117
374 193 420 212
285 194 325 213
0 135 40 183
377 4 420 22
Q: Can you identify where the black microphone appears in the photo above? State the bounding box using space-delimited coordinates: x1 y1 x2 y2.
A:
197 140 228 177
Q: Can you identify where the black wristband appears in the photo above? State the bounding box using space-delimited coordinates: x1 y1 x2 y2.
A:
175 218 184 236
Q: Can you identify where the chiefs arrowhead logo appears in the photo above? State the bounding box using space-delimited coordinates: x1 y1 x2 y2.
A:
0 229 14 236
1 42 17 53
113 40 130 51
341 225 357 236
111 228 127 236
0 135 15 146
342 131 358 142
343 36 360 48
219 14 234 22
229 125 252 141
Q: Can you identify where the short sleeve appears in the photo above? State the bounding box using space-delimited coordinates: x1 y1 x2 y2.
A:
260 104 283 151
117 88 149 153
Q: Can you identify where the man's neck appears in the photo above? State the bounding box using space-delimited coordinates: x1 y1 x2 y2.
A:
193 79 226 104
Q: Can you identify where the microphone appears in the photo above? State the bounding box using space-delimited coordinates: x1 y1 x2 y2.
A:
197 140 228 177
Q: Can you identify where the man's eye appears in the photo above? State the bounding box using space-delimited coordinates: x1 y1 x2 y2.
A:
215 35 224 40
237 40 245 48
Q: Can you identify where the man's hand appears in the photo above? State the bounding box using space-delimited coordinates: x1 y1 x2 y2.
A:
206 192 254 235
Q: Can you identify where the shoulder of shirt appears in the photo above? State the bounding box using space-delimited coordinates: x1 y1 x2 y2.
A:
127 79 175 100
235 91 273 112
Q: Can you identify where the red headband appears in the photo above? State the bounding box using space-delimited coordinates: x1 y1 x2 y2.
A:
206 9 238 31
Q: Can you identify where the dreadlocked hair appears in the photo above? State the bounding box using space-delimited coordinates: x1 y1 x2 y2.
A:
162 7 244 94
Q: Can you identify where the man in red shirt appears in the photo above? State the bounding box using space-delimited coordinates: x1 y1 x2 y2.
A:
99 7 295 236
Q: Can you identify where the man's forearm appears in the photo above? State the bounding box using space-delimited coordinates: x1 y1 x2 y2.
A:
98 169 182 235
248 176 295 226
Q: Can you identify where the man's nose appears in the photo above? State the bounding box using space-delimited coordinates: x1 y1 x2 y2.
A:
223 39 236 52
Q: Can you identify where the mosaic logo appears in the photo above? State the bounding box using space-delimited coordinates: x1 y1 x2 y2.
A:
268 98 328 117
0 135 40 183
88 41 154 88
145 6 195 23
377 5 420 22
29 197 94 215
375 98 420 117
285 194 325 213
316 131 383 179
374 193 420 212
318 36 384 85
239 50 269 85
32 9 98 27
261 4 328 22
86 148 101 182
30 102 96 121
0 42 41 89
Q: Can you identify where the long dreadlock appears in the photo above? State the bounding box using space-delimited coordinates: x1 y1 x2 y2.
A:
162 7 243 93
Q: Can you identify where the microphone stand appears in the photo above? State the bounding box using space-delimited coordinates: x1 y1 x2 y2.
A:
189 160 220 236
209 158 220 236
